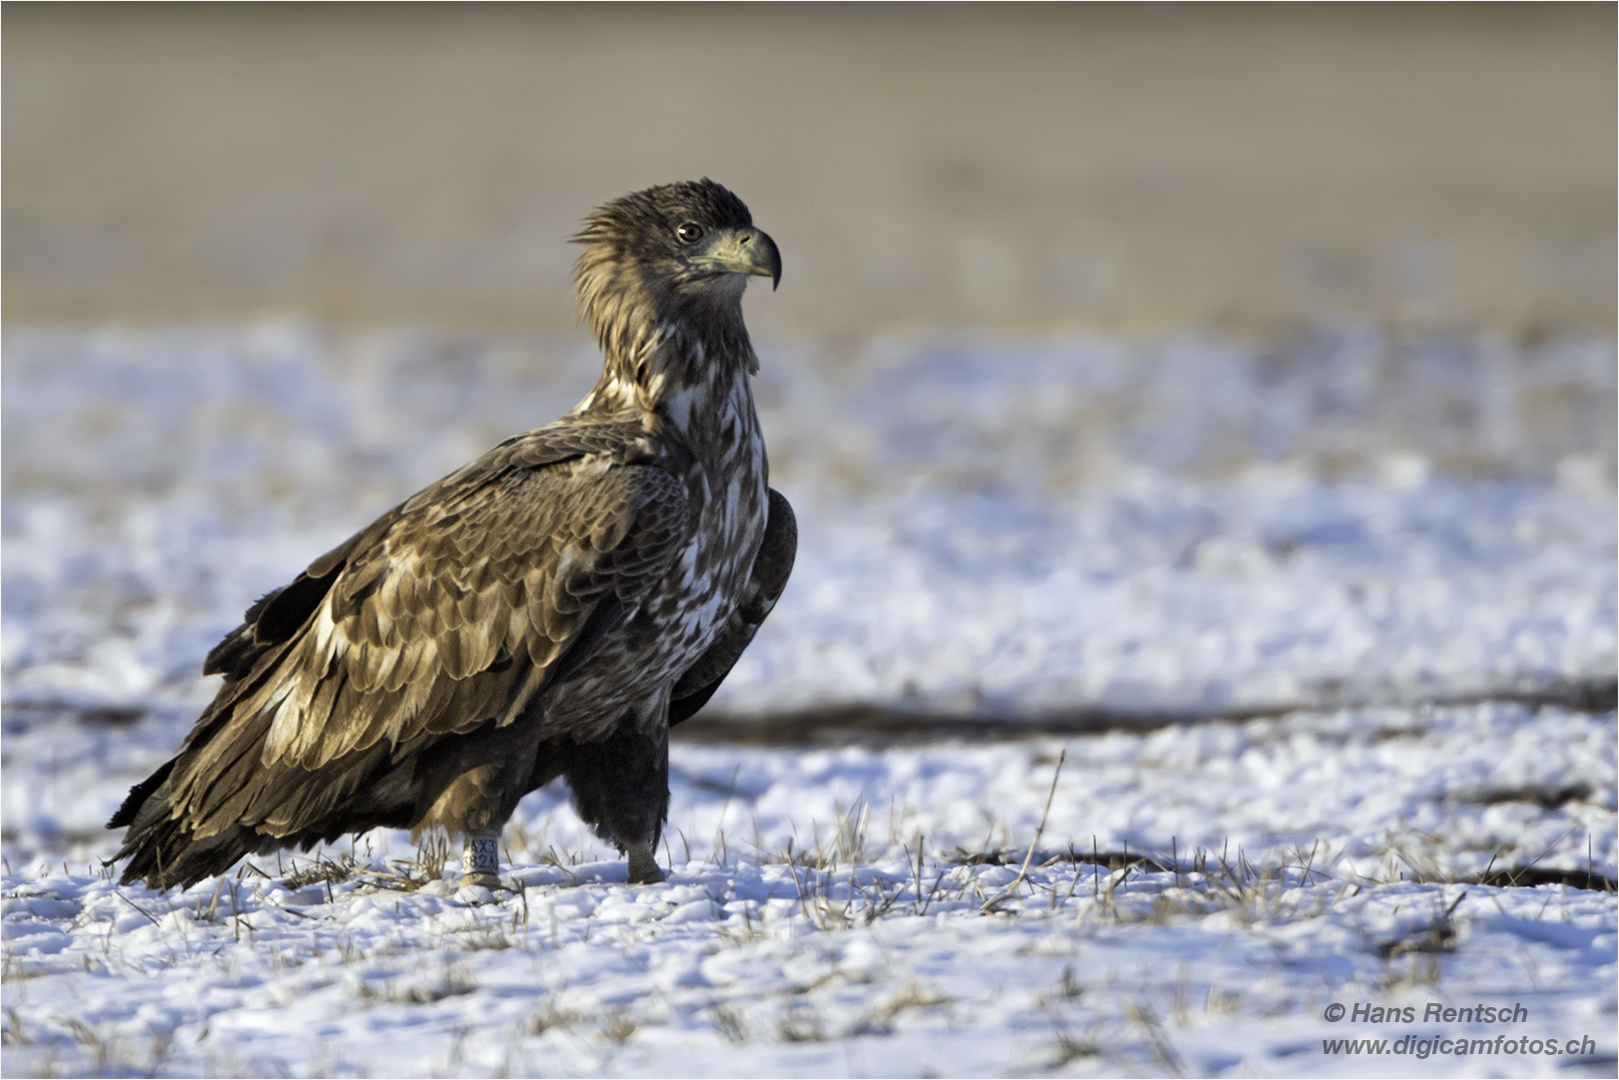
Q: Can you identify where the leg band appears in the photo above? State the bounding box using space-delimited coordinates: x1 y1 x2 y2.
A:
463 833 501 885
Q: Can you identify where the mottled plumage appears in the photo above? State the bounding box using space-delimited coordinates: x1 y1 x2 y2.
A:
110 180 794 889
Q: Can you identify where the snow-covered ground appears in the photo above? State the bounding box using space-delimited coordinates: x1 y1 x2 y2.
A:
4 324 1613 720
3 324 1615 1076
4 710 1616 1078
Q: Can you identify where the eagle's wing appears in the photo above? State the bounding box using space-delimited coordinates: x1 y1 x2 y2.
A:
126 418 687 843
668 487 796 725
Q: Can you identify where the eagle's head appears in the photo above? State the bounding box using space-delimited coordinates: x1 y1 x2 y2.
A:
573 179 781 359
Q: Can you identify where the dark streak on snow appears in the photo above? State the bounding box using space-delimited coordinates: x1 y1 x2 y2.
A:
674 677 1618 747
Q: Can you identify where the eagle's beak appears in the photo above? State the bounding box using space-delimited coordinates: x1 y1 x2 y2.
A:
700 228 782 291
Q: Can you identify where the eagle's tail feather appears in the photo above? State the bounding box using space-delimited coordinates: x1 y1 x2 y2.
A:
109 702 420 890
110 783 260 891
106 756 176 831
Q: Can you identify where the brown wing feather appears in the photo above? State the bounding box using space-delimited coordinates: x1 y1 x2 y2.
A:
142 418 684 852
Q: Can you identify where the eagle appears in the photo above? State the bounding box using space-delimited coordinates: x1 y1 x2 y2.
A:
109 179 794 890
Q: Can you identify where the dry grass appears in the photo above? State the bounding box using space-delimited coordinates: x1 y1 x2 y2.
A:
775 1001 827 1044
601 1011 638 1045
528 999 581 1037
707 1002 750 1045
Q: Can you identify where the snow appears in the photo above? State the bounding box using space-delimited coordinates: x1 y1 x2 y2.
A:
4 720 1616 1077
5 714 1618 1078
3 323 1615 1076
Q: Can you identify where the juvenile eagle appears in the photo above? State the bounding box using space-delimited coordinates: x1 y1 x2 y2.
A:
110 179 794 889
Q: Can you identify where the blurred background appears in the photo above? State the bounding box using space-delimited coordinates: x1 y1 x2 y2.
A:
6 3 1615 336
3 3 1615 738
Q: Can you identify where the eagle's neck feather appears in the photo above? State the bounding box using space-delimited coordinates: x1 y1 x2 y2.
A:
573 283 759 445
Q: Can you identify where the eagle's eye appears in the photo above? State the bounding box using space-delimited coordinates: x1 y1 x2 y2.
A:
675 222 705 244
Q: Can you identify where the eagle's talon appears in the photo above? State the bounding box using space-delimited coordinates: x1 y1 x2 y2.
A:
625 841 665 884
457 871 525 903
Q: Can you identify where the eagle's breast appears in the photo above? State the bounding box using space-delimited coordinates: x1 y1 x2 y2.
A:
540 345 768 740
653 365 770 696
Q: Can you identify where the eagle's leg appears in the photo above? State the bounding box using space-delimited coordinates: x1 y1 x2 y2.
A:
557 717 670 885
624 839 666 885
414 721 549 892
462 832 502 889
